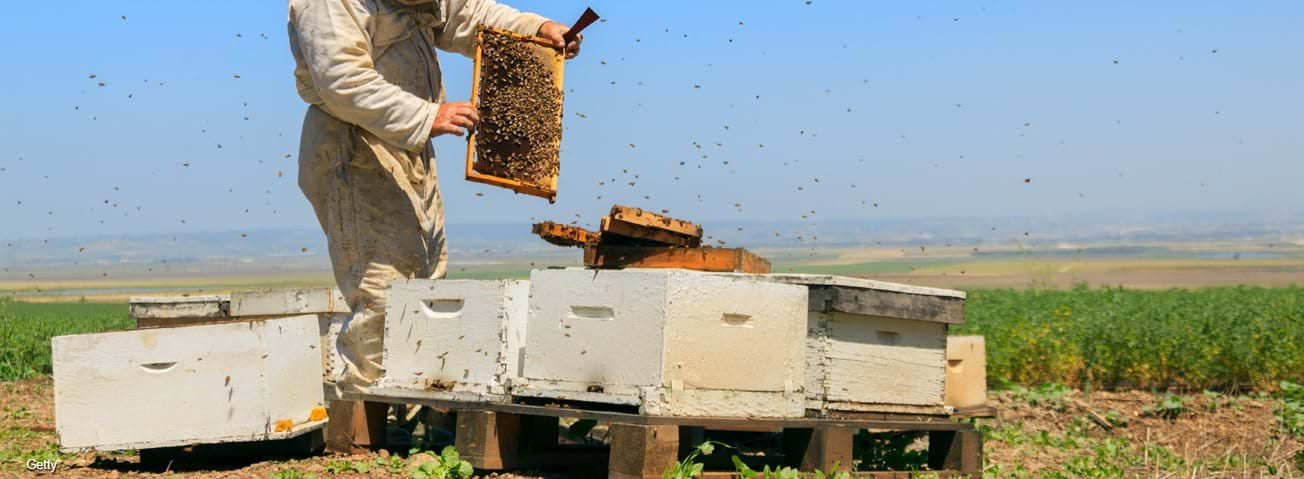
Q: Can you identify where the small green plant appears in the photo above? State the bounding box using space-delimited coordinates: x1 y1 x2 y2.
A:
409 446 474 479
372 454 408 474
1279 380 1304 437
269 468 318 479
322 458 370 474
1008 383 1072 411
664 441 726 479
1103 409 1127 428
1142 393 1184 420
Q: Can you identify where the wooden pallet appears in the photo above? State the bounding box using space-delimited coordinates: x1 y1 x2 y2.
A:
348 390 981 478
584 244 771 274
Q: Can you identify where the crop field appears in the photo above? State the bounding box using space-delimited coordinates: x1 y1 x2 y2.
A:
0 301 130 381
955 286 1304 391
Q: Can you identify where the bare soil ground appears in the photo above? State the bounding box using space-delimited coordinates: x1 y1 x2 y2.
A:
3 379 1299 477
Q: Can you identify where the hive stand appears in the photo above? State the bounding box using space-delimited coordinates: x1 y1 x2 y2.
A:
347 390 983 478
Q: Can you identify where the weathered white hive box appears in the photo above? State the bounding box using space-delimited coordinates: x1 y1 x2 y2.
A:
765 275 965 416
52 315 326 452
372 279 528 402
515 268 808 418
229 288 352 395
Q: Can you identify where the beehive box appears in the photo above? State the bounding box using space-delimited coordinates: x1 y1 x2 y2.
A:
372 279 529 402
52 315 326 452
129 288 352 397
764 275 965 415
229 288 352 397
514 268 808 418
945 336 987 410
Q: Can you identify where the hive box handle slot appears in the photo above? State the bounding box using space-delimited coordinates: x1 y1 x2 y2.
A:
877 330 901 345
420 299 465 319
720 313 753 327
138 362 178 374
568 306 614 321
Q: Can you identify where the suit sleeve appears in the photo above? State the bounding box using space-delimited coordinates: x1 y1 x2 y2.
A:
290 0 438 152
435 0 551 58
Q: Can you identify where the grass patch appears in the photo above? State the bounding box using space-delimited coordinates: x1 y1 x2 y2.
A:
0 300 131 381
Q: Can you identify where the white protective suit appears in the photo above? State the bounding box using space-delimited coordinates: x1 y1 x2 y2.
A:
289 0 550 393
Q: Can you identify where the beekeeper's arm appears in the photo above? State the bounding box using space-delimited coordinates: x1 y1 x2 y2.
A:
291 0 476 150
436 0 582 59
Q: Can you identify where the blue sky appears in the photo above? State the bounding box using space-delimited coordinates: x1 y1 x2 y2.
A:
0 1 1300 240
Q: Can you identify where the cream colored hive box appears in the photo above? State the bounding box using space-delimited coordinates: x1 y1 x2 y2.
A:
945 335 988 409
515 268 808 418
372 279 529 402
52 315 326 452
766 275 965 416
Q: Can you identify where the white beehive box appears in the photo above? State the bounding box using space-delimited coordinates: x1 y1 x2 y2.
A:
372 279 529 402
229 288 352 396
52 315 326 452
765 275 965 415
514 268 808 418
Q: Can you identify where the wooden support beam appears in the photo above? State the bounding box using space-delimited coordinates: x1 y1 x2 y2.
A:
325 400 387 454
455 410 522 470
609 424 680 479
584 245 771 273
927 429 983 475
782 427 855 472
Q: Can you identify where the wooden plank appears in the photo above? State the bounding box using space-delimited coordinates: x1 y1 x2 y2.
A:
601 216 701 247
532 221 600 247
465 27 563 203
229 288 349 317
782 427 854 472
130 295 229 328
608 205 703 238
325 400 388 454
347 390 969 431
822 286 965 324
583 245 770 273
609 424 680 479
928 429 983 475
456 410 522 469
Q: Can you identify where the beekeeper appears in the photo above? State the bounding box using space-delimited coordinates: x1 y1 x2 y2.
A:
288 0 581 393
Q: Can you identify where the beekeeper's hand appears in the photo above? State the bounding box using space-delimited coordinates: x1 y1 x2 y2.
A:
431 101 480 137
538 21 582 59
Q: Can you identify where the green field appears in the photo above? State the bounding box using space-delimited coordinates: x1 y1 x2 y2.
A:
3 287 1302 390
955 286 1304 391
0 301 131 381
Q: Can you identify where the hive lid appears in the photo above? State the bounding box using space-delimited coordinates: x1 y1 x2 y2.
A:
763 274 965 299
765 274 965 324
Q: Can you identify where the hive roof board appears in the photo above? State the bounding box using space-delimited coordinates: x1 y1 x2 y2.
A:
762 274 965 324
